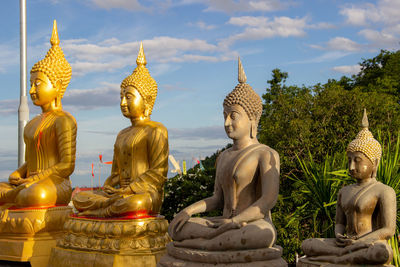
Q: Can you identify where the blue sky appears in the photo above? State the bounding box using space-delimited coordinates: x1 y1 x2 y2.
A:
1 0 399 187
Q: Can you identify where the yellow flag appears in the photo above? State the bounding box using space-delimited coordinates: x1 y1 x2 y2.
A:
182 160 187 175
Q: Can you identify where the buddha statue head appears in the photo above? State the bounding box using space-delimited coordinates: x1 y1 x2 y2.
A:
120 42 157 121
30 20 72 110
223 57 262 140
346 109 382 180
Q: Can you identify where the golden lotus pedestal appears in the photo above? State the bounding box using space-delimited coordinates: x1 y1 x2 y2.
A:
0 205 72 267
48 215 170 267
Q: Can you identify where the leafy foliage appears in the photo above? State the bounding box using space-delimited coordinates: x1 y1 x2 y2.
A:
287 152 350 238
354 49 400 95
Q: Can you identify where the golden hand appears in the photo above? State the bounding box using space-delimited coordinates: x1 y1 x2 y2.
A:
9 173 23 186
103 185 118 195
103 186 131 196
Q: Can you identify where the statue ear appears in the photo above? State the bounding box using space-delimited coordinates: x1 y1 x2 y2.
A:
372 158 379 178
144 104 150 118
55 79 62 94
250 121 257 139
144 96 152 118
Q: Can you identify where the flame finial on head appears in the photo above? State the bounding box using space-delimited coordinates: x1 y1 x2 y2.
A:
50 20 60 46
238 57 247 84
362 108 369 129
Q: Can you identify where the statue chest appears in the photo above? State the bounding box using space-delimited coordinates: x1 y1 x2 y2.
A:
340 185 378 217
217 152 258 189
24 114 58 171
114 127 148 179
217 149 259 215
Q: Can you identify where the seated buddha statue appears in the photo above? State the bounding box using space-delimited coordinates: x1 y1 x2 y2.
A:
0 20 75 208
48 43 169 267
299 110 396 266
159 58 286 266
72 42 168 218
0 20 75 267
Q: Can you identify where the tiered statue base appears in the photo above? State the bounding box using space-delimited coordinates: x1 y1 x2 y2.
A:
0 205 72 267
158 242 288 267
297 258 394 267
48 215 170 267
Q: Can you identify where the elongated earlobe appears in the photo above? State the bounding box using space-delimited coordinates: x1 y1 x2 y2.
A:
372 159 379 178
144 105 150 118
250 122 257 139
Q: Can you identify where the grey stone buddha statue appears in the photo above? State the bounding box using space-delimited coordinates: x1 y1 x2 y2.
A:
298 110 396 266
158 58 287 266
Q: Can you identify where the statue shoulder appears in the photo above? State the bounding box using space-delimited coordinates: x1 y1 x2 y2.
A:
256 144 279 160
116 126 131 137
143 120 168 137
376 182 396 197
26 115 41 127
338 184 353 195
54 111 77 128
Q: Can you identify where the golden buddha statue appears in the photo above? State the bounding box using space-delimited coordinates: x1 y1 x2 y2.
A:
299 110 396 266
159 58 287 266
49 43 170 267
0 21 75 208
0 20 75 267
72 42 168 217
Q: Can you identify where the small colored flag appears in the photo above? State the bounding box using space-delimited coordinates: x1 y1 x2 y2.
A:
199 159 205 171
99 154 112 164
182 160 187 175
169 155 182 175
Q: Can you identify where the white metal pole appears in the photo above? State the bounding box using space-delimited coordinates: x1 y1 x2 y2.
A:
18 0 29 167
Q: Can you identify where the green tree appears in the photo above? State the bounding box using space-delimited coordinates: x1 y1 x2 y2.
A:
354 49 400 95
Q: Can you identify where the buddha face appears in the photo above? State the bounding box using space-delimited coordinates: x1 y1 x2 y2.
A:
120 86 146 119
223 104 252 140
347 151 375 180
29 71 59 106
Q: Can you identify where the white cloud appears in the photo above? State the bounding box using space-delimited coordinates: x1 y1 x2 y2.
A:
326 37 362 52
71 60 131 76
339 0 400 51
62 36 231 76
63 82 120 110
340 0 400 26
203 0 289 13
0 82 121 115
222 16 308 46
189 21 216 30
359 29 398 49
90 0 148 11
0 99 19 115
340 3 379 26
289 51 351 64
310 37 362 52
307 22 336 30
332 64 361 75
